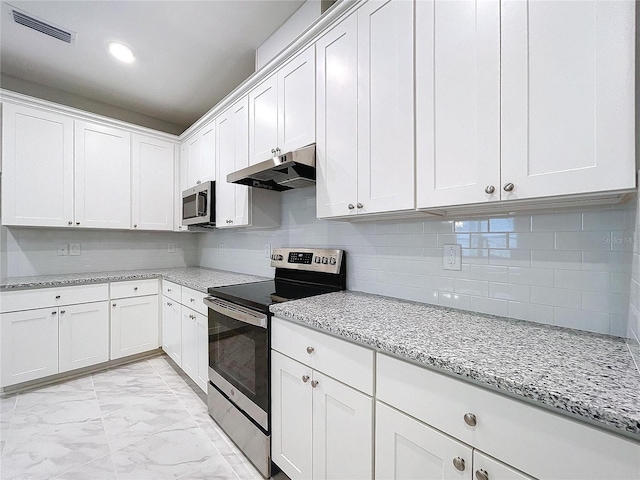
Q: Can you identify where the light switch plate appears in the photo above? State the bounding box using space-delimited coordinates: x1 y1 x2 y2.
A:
219 243 224 255
264 243 271 258
442 244 461 271
69 243 81 256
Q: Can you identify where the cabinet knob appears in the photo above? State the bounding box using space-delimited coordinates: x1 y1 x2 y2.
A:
60 310 65 314
484 185 495 194
52 311 57 315
167 302 172 306
311 380 319 388
348 204 355 210
306 346 314 354
68 221 73 225
453 457 466 472
357 203 363 209
167 289 171 292
134 287 138 291
463 412 477 427
503 182 515 192
271 148 276 154
302 375 310 383
475 469 489 480
191 314 196 319
134 224 138 228
112 303 116 307
76 222 80 225
55 295 61 300
196 180 201 185
275 147 281 154
190 298 195 302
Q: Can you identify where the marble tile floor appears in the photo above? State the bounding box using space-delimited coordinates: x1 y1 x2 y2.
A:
0 355 281 480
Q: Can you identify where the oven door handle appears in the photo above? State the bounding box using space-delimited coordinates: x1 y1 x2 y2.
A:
204 297 268 329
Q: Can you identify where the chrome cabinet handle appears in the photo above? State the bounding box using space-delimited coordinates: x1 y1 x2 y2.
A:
503 183 514 192
357 203 363 209
190 298 195 302
60 310 65 314
134 287 138 291
463 413 477 427
134 224 137 228
167 289 171 292
476 469 489 480
190 314 196 319
271 148 276 154
55 295 61 299
348 204 355 210
302 375 310 383
68 221 73 225
311 380 319 388
484 185 495 194
306 346 314 354
52 311 57 315
167 302 172 306
112 303 116 307
453 457 466 471
76 222 80 225
275 147 281 154
196 180 201 185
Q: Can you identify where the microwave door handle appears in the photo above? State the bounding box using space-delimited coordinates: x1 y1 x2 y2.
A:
197 192 207 216
204 297 267 329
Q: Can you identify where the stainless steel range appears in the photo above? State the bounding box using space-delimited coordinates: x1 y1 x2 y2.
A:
204 248 346 478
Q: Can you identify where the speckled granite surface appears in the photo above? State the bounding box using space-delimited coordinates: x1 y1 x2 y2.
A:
0 267 267 293
270 290 640 439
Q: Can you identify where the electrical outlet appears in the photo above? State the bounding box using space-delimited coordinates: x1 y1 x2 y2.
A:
57 244 69 256
168 243 175 253
442 244 462 271
69 243 81 256
219 243 224 255
264 243 271 259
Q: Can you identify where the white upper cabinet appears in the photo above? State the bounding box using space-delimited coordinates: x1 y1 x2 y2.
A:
74 121 131 229
217 96 251 227
182 120 216 188
416 0 501 209
501 0 635 200
357 0 414 215
132 134 175 231
1 104 74 227
317 0 414 219
316 14 359 219
249 46 315 165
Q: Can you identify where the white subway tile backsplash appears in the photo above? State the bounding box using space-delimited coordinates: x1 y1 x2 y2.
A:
555 231 611 251
554 270 610 292
582 209 627 231
554 308 611 333
507 301 554 325
582 251 632 272
507 267 554 286
454 278 489 297
531 212 582 232
454 220 488 233
582 292 628 315
470 233 507 249
439 292 472 310
437 234 470 248
488 249 531 267
462 248 489 265
507 232 554 250
489 216 531 233
489 282 531 302
423 219 455 234
470 264 508 282
470 296 509 316
530 286 581 309
531 250 582 270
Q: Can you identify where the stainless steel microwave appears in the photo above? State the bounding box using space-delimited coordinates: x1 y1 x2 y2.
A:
182 181 216 227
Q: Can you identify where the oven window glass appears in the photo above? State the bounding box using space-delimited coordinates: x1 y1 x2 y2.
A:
208 309 268 412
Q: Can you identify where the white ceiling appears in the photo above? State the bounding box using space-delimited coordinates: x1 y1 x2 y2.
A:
0 1 306 132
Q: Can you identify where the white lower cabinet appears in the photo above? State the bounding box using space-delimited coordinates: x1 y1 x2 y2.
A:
0 307 59 387
58 301 109 373
110 295 159 360
271 318 374 480
162 296 182 365
180 306 208 392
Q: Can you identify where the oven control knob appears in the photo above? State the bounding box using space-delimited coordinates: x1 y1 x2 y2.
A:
329 257 337 265
314 256 321 264
322 257 328 264
277 254 283 261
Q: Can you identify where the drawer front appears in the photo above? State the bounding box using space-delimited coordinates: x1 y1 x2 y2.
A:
271 317 374 395
0 283 109 313
162 280 181 303
110 279 159 299
377 354 640 480
181 287 207 316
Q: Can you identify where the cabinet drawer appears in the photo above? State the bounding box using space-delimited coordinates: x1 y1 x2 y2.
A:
0 283 109 313
377 354 640 480
271 317 374 395
181 287 207 316
162 280 181 303
110 279 159 299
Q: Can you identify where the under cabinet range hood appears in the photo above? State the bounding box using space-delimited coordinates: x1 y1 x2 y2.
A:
227 144 316 191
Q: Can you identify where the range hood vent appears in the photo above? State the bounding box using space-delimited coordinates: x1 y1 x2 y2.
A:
11 7 76 44
227 144 316 192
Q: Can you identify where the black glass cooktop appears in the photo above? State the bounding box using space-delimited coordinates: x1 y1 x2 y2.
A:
207 279 341 313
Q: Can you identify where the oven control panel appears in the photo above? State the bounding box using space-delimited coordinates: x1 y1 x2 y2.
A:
270 248 344 274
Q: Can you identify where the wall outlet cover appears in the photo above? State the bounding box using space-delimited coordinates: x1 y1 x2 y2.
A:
168 243 176 253
264 243 271 258
57 244 69 256
69 243 81 256
442 244 462 271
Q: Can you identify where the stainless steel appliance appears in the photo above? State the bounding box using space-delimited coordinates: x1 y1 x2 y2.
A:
227 143 316 191
182 181 215 227
204 248 346 478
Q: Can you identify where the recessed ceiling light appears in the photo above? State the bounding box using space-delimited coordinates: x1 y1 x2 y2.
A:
108 42 135 64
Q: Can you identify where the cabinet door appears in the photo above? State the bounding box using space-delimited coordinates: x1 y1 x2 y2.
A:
132 134 175 231
181 307 198 383
216 97 251 227
376 402 473 480
0 307 58 387
1 103 74 227
501 0 635 200
249 75 278 165
161 297 182 365
311 371 373 480
183 133 202 188
271 350 313 480
473 451 534 480
196 311 208 393
110 295 159 360
277 46 316 154
75 121 131 229
315 13 359 219
58 301 109 373
357 0 414 215
416 0 501 209
200 120 217 183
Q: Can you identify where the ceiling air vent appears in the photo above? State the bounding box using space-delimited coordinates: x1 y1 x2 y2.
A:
10 7 76 44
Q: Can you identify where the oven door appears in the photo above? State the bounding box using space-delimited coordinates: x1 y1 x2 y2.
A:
204 296 269 431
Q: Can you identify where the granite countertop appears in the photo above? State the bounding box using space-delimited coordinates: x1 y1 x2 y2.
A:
0 267 267 293
270 290 640 440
